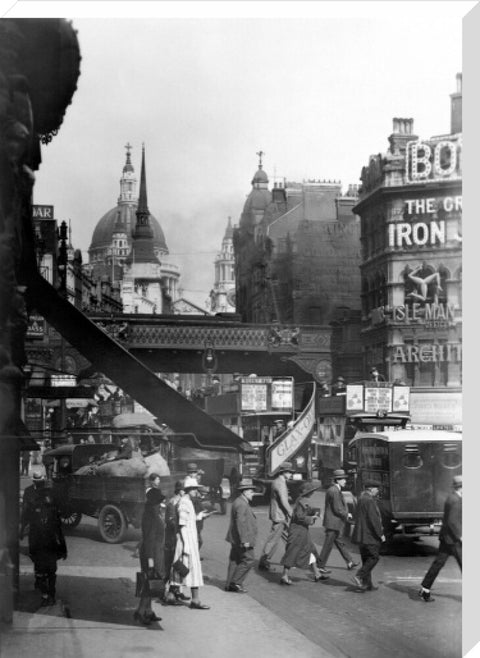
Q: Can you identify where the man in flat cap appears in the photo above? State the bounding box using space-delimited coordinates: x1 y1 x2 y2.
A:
316 469 357 575
418 474 462 602
351 479 385 591
258 461 295 571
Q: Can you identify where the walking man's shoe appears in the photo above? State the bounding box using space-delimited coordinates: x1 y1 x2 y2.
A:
352 575 367 590
418 588 435 602
226 583 247 593
347 561 359 570
317 566 331 575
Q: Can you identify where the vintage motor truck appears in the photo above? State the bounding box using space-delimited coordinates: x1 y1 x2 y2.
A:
42 441 227 543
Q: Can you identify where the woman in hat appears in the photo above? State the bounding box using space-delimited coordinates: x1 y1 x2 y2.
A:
279 481 325 585
170 476 210 609
134 487 165 625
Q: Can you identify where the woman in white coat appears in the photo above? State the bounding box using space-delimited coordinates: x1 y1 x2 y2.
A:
171 476 210 610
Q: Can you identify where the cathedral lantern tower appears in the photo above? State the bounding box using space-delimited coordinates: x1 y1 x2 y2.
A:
88 144 169 282
209 216 236 313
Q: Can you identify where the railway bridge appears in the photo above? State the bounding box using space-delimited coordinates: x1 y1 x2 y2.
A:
90 313 333 380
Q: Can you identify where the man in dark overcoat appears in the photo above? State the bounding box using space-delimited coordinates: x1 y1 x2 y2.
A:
418 474 462 602
225 478 258 593
27 487 67 606
351 480 385 591
317 469 357 574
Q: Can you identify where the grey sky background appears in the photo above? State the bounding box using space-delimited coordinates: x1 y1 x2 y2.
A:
7 2 472 307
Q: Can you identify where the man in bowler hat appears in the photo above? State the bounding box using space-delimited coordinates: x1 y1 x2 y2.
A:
225 478 258 593
258 461 295 571
418 474 462 602
317 469 357 574
351 480 385 591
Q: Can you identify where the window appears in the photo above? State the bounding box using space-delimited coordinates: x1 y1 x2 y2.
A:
440 443 461 469
402 444 423 469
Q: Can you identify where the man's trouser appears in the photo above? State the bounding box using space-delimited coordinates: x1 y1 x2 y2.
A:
357 543 380 587
33 553 57 597
317 528 353 566
260 521 287 563
227 545 255 586
421 540 462 590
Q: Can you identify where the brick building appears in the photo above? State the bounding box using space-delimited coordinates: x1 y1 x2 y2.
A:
233 155 362 383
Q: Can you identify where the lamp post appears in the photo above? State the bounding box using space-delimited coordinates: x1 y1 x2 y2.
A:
57 221 68 432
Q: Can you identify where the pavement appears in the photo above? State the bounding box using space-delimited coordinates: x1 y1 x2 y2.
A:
0 563 333 658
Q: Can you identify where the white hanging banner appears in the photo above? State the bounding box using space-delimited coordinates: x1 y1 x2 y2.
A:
267 383 316 476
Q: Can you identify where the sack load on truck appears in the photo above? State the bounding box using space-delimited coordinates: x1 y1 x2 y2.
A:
144 452 170 477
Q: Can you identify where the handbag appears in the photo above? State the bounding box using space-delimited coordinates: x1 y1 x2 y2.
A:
172 558 189 578
135 569 166 598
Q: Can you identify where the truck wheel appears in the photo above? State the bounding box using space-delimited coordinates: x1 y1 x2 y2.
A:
98 504 127 543
60 510 82 528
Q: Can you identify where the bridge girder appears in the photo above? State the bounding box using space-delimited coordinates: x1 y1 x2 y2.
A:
91 314 333 380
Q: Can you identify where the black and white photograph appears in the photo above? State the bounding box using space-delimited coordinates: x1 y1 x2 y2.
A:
0 1 474 657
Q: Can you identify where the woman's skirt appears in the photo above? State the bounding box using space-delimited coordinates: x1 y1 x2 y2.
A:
281 523 317 569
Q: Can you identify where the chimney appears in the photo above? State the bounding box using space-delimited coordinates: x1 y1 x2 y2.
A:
450 72 462 134
272 181 286 205
388 118 417 155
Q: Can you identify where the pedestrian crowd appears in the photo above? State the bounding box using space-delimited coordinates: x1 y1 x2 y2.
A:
20 459 462 624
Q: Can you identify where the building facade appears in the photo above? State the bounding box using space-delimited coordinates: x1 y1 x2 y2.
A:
353 75 462 427
233 154 363 383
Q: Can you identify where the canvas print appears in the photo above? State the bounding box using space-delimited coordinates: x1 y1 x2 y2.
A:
0 2 471 657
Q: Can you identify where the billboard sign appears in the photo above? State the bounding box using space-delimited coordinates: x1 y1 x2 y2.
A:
240 378 270 412
26 314 45 338
240 376 293 413
271 378 294 410
364 386 392 413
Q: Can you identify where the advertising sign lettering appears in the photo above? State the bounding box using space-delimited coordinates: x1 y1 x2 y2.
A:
406 137 462 183
391 343 462 363
267 384 316 475
51 375 77 387
364 387 392 413
32 204 54 219
27 314 45 338
241 383 268 412
271 379 293 411
388 220 445 248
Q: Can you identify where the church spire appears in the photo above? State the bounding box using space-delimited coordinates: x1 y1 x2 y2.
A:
133 144 153 238
129 143 156 263
224 216 233 240
137 143 150 219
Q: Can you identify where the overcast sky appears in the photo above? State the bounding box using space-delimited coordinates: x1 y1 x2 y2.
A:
6 1 473 307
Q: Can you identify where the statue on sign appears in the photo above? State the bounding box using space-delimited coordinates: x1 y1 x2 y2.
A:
405 265 443 304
